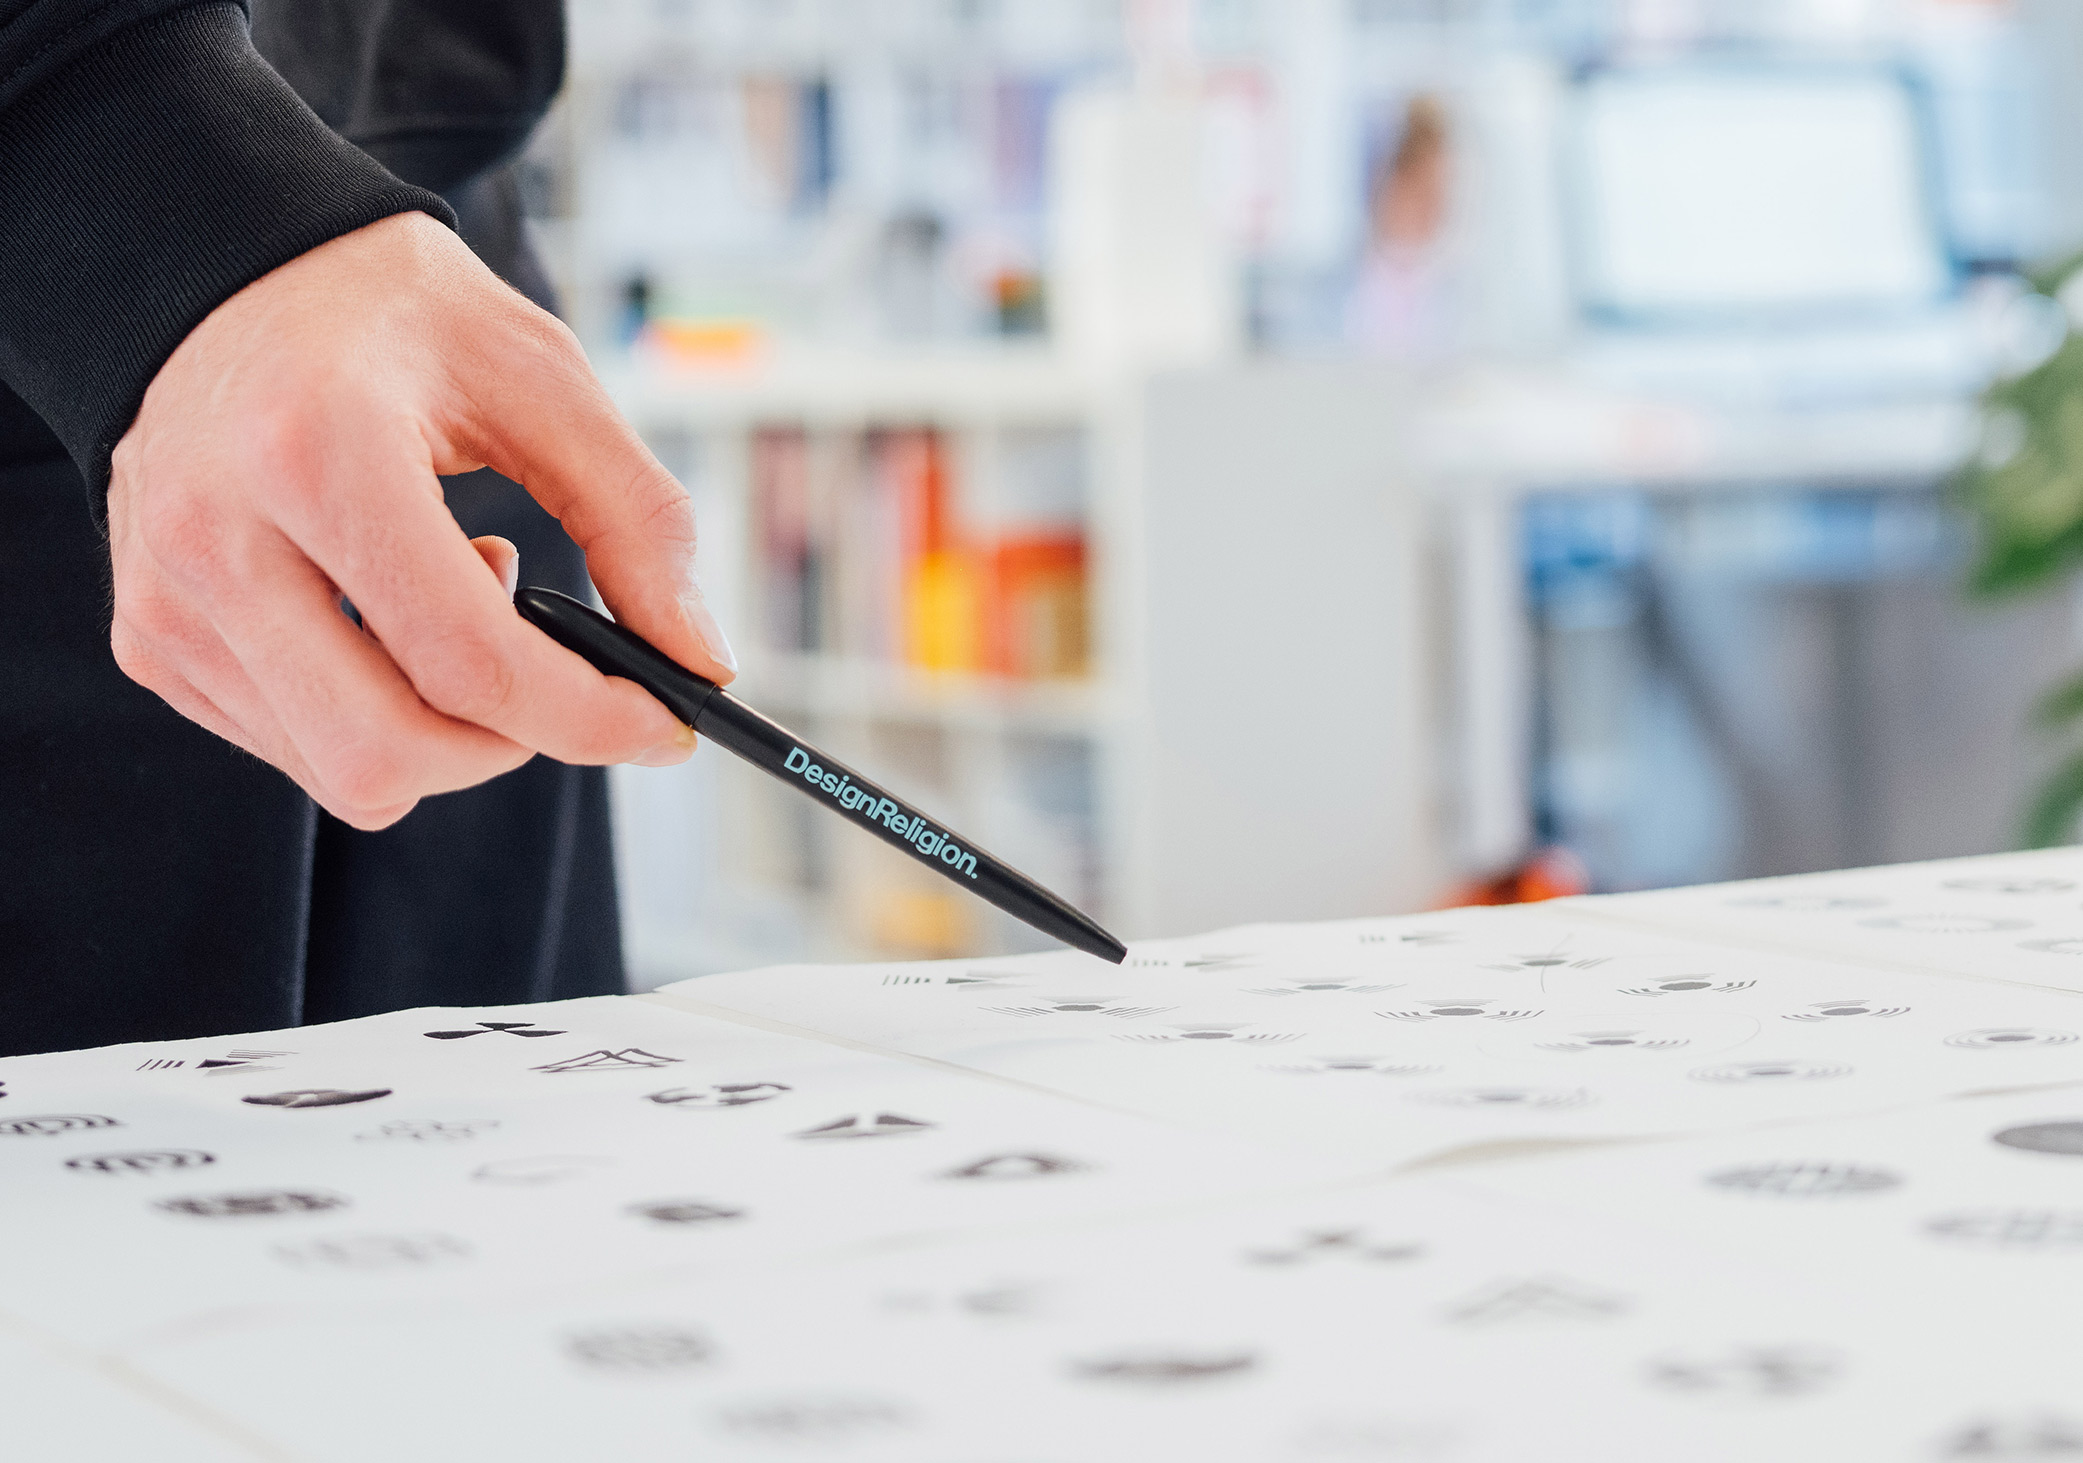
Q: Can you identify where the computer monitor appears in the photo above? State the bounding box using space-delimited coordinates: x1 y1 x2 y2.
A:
1570 65 1953 325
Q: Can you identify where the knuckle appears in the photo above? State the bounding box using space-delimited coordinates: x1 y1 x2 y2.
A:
410 631 518 725
321 741 416 815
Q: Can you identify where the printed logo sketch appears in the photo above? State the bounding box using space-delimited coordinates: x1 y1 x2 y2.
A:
881 971 1024 987
1647 1346 1840 1399
1992 1122 2083 1157
881 1283 1039 1318
1241 979 1403 997
1071 1350 1257 1385
1706 1162 1902 1197
1534 1029 1690 1054
156 1190 348 1218
1943 876 2076 895
714 1396 910 1441
630 1200 746 1224
568 1327 713 1373
530 1049 681 1073
648 1082 791 1108
1125 953 1254 972
1782 1000 1908 1022
940 1153 1089 1181
1925 1210 2083 1249
2018 937 2083 957
136 1058 184 1071
195 1050 291 1074
1727 894 1883 912
357 1120 499 1142
1116 1023 1302 1046
1245 1229 1424 1266
1690 1059 1852 1084
1947 1028 2080 1050
1860 914 2030 935
983 996 1175 1019
0 1114 119 1136
1260 1055 1442 1077
274 1234 470 1269
65 1149 214 1174
242 1089 391 1108
1407 1087 1596 1110
473 1156 615 1186
1379 1000 1541 1023
423 1021 567 1040
1441 1276 1629 1325
1360 928 1458 946
1619 977 1755 997
793 1114 935 1140
1480 954 1609 974
1935 1413 2083 1457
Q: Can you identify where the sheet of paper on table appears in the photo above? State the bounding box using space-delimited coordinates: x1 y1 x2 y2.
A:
4 849 2083 1461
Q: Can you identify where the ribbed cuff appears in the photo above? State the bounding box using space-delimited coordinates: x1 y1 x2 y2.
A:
0 2 457 514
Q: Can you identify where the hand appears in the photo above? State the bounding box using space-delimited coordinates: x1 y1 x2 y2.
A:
106 211 735 830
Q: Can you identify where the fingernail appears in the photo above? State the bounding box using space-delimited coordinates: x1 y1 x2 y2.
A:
632 722 696 768
497 550 520 600
681 588 738 675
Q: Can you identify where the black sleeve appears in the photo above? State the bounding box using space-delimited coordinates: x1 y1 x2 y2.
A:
0 1 457 505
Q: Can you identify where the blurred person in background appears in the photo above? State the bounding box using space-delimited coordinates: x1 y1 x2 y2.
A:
1346 93 1455 360
0 0 734 1057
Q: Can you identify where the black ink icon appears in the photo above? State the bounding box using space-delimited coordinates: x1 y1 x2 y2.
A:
1242 980 1403 997
1943 876 2076 895
1993 1122 2083 1157
630 1200 745 1224
66 1150 214 1175
1379 1000 1540 1023
531 1049 681 1073
1926 1210 2083 1249
1246 1229 1423 1266
1706 1162 1901 1198
1116 1023 1302 1045
1690 1058 1851 1084
0 1114 119 1136
1260 1055 1441 1077
423 1021 567 1040
1647 1345 1839 1399
357 1120 498 1142
940 1153 1088 1181
716 1396 909 1440
1182 953 1253 971
1408 1086 1594 1110
1935 1412 2083 1456
473 1156 613 1185
275 1234 470 1269
1071 1350 1256 1385
136 1058 184 1071
648 1082 790 1108
1441 1276 1629 1325
1947 1028 2078 1050
1535 1029 1689 1053
793 1113 935 1140
568 1327 712 1372
1782 1000 1907 1022
986 995 1174 1019
1619 978 1755 997
196 1050 291 1074
242 1088 392 1108
156 1190 348 1218
1861 913 2029 934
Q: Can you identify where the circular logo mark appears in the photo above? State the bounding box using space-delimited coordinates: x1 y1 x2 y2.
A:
1407 1086 1596 1110
1945 1028 2078 1050
1690 1059 1852 1085
156 1190 348 1218
1926 1210 2083 1249
1707 1162 1901 1198
241 1089 391 1109
567 1327 712 1372
1858 914 2029 935
1993 1122 2083 1157
66 1149 214 1175
630 1201 745 1225
647 1083 790 1109
0 1114 119 1137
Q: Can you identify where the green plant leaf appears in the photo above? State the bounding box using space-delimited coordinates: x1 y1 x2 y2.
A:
2037 671 2083 729
2024 749 2083 848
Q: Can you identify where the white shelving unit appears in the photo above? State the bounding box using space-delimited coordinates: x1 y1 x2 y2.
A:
606 349 1447 984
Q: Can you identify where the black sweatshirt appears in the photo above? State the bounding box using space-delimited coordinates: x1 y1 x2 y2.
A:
0 0 562 503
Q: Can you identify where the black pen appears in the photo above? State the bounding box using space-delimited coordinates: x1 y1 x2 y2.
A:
515 587 1127 964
